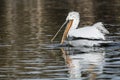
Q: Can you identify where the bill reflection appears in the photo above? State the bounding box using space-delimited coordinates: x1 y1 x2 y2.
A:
61 47 105 80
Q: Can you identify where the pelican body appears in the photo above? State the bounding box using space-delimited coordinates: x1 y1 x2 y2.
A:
60 11 110 46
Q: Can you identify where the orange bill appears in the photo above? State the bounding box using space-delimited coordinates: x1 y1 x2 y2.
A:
61 20 73 44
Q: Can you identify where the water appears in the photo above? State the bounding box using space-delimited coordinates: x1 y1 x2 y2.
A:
0 0 120 80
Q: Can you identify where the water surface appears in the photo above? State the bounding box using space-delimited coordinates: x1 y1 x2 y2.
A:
0 0 120 80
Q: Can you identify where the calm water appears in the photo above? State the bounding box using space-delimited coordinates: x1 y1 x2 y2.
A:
0 0 120 80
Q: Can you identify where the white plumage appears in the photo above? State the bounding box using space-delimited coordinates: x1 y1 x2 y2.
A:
52 11 111 46
68 24 105 40
61 11 111 46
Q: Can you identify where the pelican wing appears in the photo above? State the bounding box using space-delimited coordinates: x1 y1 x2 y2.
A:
68 26 105 40
94 22 109 34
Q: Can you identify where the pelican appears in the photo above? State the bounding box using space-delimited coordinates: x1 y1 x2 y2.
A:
51 11 111 46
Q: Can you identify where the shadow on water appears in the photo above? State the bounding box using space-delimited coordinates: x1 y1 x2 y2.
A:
0 0 120 80
44 41 120 80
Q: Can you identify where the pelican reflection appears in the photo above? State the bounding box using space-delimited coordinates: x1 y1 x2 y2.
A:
61 47 105 80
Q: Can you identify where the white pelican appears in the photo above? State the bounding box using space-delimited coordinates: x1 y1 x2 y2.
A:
51 11 111 46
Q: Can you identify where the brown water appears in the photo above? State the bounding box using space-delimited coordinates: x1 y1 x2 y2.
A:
0 0 120 80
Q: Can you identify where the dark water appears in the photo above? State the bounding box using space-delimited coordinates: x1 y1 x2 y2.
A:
0 0 120 80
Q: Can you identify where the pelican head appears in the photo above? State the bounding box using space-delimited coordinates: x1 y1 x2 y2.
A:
66 11 80 21
51 11 80 43
61 11 80 44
